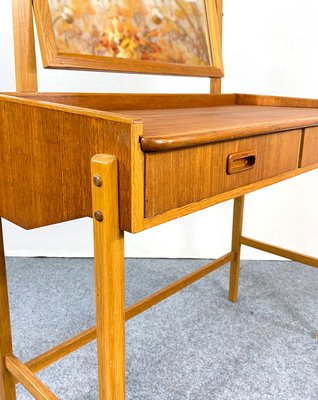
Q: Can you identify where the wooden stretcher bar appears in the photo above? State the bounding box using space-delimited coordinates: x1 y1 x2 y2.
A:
5 355 58 400
18 252 234 377
241 237 318 268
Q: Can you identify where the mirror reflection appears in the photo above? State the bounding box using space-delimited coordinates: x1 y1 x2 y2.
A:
48 0 211 66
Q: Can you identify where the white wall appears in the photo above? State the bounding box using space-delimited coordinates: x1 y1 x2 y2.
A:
1 0 318 259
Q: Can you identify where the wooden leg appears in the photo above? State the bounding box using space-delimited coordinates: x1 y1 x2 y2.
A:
91 155 125 400
0 219 16 400
229 196 245 303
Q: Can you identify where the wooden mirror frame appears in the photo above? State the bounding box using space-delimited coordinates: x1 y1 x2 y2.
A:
33 0 224 77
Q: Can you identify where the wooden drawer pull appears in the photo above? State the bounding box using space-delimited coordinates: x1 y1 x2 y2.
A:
227 150 257 175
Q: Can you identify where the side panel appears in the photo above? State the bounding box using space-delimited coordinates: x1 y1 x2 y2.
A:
0 98 144 232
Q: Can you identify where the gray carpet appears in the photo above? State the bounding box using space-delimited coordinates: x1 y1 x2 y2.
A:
5 257 318 400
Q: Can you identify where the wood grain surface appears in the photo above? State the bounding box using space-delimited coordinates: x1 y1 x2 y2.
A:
241 237 318 268
210 0 223 93
145 130 301 217
237 94 318 108
0 95 144 232
91 155 125 400
134 105 318 151
9 95 318 153
0 220 16 400
229 197 244 302
10 96 318 153
8 93 237 110
12 0 38 92
1 93 318 231
300 127 318 167
5 356 57 400
143 162 318 230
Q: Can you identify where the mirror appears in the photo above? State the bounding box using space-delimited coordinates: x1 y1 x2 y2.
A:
34 0 223 76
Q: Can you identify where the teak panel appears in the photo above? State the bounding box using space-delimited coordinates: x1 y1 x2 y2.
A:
145 130 302 217
10 93 237 111
237 94 318 108
132 106 318 151
9 95 318 153
12 92 318 111
301 127 318 167
0 95 144 232
144 162 318 230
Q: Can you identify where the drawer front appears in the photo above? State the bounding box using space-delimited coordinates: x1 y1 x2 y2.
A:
301 127 318 167
145 130 301 217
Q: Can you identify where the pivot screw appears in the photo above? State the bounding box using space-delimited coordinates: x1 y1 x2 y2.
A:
94 210 104 222
93 175 103 187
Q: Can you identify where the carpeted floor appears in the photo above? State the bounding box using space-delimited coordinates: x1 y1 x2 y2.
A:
5 257 318 399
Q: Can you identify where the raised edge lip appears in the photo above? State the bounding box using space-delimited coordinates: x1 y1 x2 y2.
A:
0 93 144 125
140 118 318 152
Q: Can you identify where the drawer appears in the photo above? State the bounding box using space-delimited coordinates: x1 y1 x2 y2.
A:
145 130 301 217
300 127 318 167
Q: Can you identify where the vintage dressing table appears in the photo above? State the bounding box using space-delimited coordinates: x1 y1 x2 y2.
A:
0 0 317 398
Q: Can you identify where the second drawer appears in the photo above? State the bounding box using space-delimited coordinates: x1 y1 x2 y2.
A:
300 126 318 167
145 130 302 217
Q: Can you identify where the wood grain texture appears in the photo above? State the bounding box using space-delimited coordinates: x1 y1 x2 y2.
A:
136 106 318 151
143 162 318 230
300 127 318 167
5 356 57 400
91 155 125 400
210 77 222 95
241 237 318 268
41 53 224 78
10 92 318 110
32 0 58 67
0 95 144 232
1 93 318 231
12 0 38 92
204 0 224 72
0 93 141 123
7 94 318 153
237 94 318 108
229 197 244 302
8 93 237 111
210 0 223 93
145 130 301 217
0 220 16 400
33 0 224 78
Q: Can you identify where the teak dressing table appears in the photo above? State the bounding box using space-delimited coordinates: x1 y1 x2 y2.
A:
0 0 317 398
